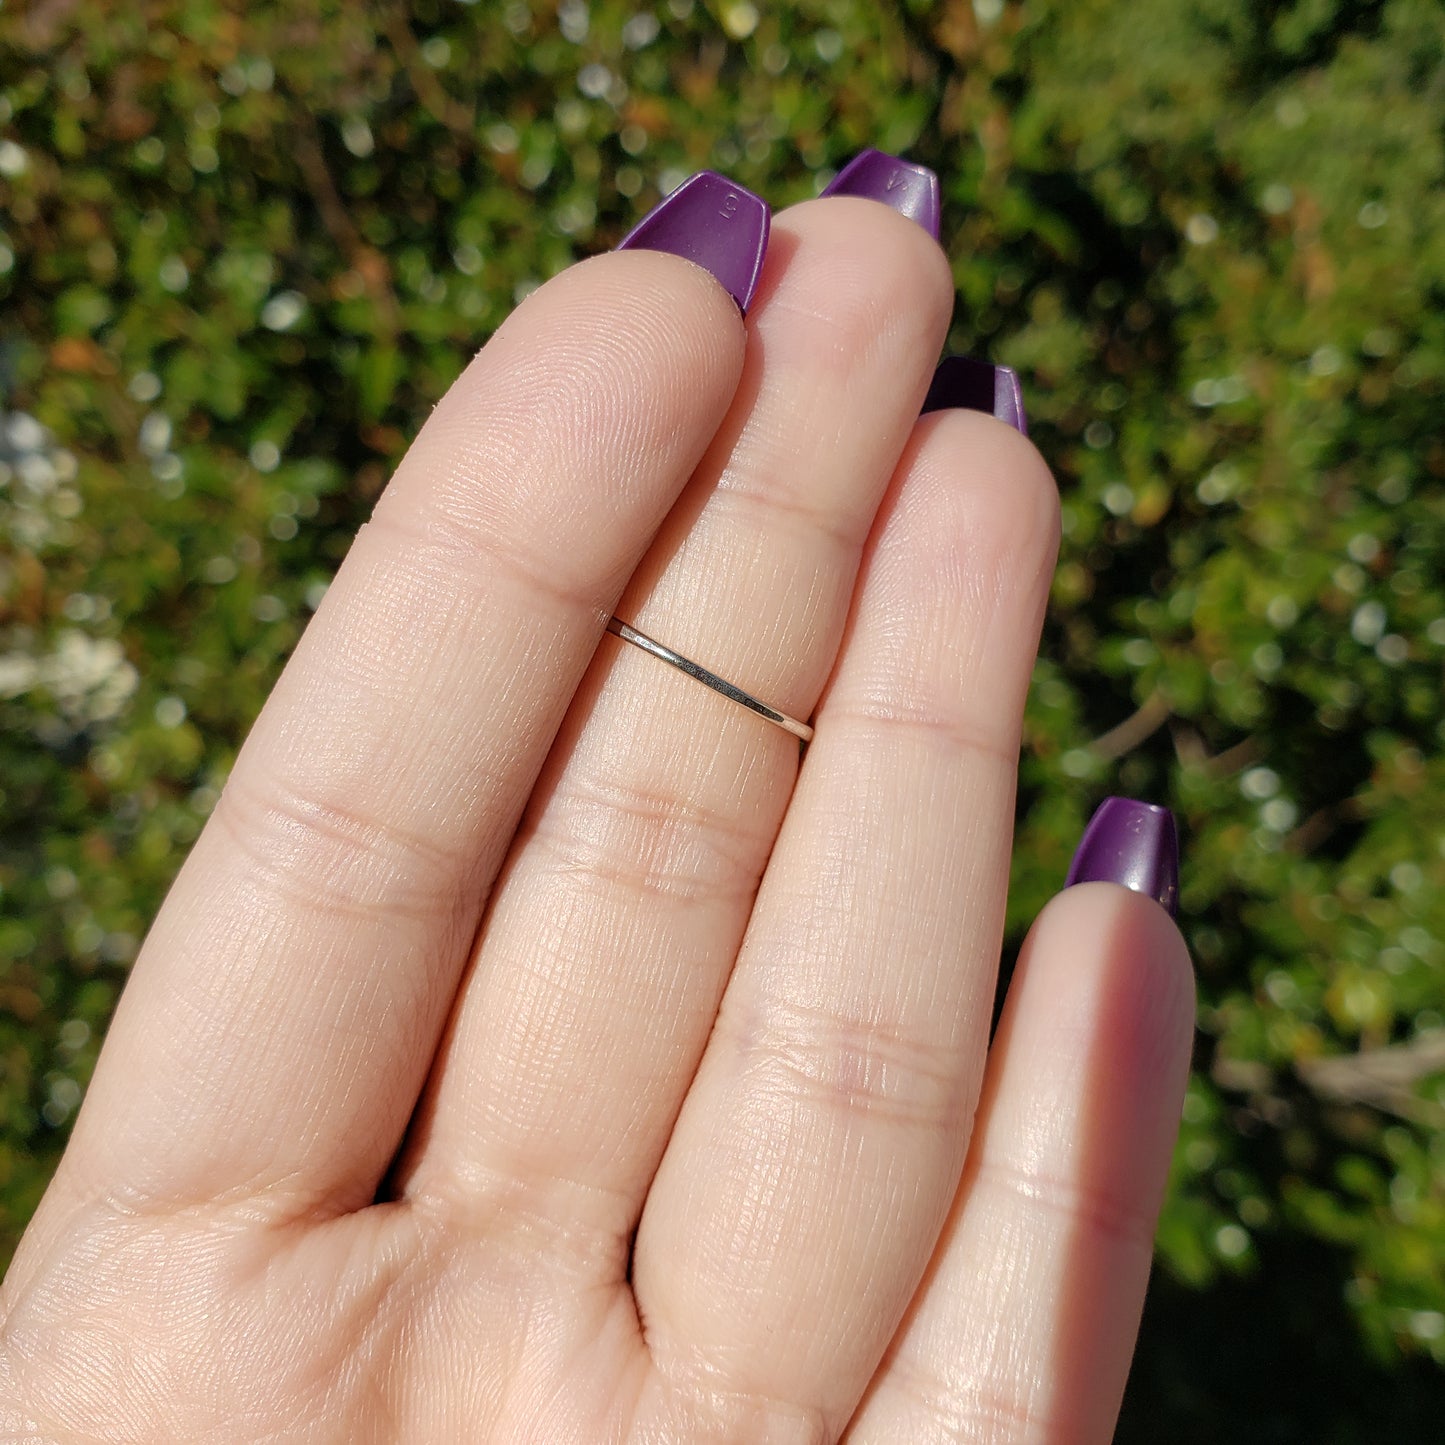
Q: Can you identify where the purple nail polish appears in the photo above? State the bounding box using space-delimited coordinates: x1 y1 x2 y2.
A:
820 149 942 240
920 355 1029 436
1065 797 1180 916
617 170 771 314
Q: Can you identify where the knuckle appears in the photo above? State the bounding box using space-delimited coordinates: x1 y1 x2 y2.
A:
714 472 865 556
735 998 963 1131
878 1361 1058 1442
978 1156 1159 1253
528 768 767 909
821 701 1022 771
365 497 610 620
212 768 459 925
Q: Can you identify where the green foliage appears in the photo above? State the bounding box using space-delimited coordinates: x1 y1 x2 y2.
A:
1 0 1442 1430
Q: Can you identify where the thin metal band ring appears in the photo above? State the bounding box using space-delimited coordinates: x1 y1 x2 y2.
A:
605 616 814 744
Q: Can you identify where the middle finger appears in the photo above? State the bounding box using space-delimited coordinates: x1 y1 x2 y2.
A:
400 174 953 1249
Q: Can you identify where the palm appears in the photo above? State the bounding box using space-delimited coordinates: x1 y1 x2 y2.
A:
2 187 1191 1445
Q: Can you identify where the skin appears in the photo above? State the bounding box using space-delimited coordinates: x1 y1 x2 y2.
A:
0 197 1195 1443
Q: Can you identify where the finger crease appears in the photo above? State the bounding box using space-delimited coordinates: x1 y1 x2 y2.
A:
518 774 769 908
364 503 617 623
729 1003 962 1129
818 704 1020 771
974 1157 1158 1254
212 773 465 925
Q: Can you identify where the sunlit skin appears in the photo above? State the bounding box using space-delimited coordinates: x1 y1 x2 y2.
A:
0 200 1192 1443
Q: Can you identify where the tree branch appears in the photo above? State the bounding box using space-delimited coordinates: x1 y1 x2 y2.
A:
1088 688 1171 761
1214 1034 1445 1130
1297 1033 1445 1128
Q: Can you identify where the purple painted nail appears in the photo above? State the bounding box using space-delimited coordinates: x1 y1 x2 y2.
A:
821 149 941 240
921 355 1029 436
617 170 771 314
1065 797 1180 916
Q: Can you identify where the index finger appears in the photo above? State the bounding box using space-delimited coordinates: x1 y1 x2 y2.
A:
48 221 752 1226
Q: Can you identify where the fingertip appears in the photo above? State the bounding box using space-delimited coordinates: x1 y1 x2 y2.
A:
884 408 1060 641
774 193 956 337
1016 882 1196 1112
584 242 751 347
535 243 750 380
386 244 749 552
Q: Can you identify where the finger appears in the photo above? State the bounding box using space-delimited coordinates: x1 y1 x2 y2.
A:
52 237 750 1220
635 409 1059 1434
399 192 954 1246
847 883 1194 1444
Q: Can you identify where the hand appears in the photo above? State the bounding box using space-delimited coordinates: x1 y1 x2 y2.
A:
0 157 1193 1443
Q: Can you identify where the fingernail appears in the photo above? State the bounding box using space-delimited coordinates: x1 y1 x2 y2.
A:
820 148 942 239
920 355 1029 435
1065 797 1180 916
617 170 771 314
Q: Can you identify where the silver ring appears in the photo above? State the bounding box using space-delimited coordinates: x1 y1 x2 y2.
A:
605 616 814 743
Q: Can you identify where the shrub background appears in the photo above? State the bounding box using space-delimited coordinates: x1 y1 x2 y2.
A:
3 0 1443 1434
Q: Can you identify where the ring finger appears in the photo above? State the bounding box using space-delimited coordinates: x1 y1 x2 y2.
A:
634 406 1060 1433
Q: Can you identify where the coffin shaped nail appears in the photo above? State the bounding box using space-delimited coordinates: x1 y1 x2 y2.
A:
821 149 942 240
617 171 771 314
1065 797 1180 917
920 355 1029 436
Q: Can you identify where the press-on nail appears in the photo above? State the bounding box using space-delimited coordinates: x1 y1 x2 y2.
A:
821 149 942 240
617 171 770 314
1065 797 1180 916
920 355 1029 436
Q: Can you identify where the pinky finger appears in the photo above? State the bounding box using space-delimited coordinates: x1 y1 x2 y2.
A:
847 864 1195 1444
